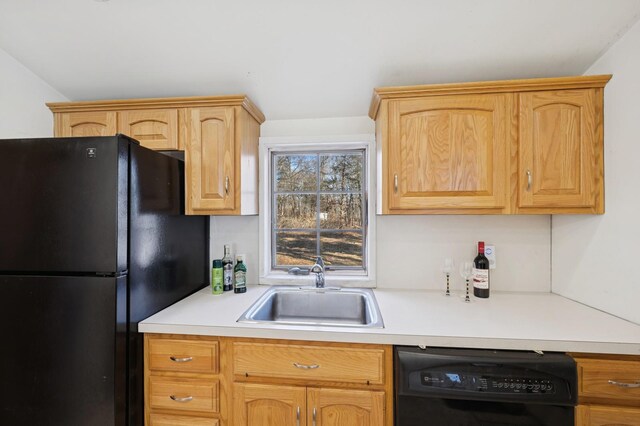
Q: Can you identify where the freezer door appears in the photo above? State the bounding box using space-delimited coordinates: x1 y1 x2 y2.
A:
0 136 129 273
0 275 127 426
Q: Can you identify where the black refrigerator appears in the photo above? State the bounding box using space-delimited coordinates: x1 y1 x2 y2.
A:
0 135 209 426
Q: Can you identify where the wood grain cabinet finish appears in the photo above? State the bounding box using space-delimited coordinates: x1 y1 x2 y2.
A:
48 95 264 215
145 335 393 426
370 75 611 214
573 354 640 426
387 94 510 212
518 89 603 213
118 109 179 150
233 383 306 426
56 111 117 137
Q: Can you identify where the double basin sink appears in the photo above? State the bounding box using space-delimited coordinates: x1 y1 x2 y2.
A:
237 286 384 328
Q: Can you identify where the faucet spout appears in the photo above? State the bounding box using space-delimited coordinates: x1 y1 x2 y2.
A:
310 256 325 288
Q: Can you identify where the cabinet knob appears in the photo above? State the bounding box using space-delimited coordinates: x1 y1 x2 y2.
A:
225 176 230 195
608 379 640 388
312 407 317 426
296 406 301 426
526 170 532 192
293 362 320 370
394 174 398 194
169 356 193 363
169 395 193 403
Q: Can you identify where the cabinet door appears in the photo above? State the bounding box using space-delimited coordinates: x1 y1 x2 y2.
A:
518 89 603 212
307 388 384 426
387 94 510 212
118 109 179 150
186 107 236 214
233 383 306 426
56 111 117 137
576 404 640 426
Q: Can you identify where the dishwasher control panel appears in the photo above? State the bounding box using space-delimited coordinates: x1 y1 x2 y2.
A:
420 372 556 394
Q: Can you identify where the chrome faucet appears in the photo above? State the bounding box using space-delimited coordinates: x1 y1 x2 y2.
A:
287 256 326 288
310 256 325 288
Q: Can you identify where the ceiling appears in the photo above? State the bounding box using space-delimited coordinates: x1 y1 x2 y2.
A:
1 0 640 120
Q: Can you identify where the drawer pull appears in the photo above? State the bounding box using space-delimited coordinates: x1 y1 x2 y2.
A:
608 379 640 388
293 362 320 370
169 356 193 363
169 395 193 403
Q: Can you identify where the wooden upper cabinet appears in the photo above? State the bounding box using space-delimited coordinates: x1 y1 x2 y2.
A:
370 75 611 215
48 95 264 216
387 94 510 213
186 107 236 213
56 111 117 137
517 89 603 213
118 108 179 150
308 388 384 426
233 383 306 426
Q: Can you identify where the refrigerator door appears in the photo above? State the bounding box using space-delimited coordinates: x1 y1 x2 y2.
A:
0 136 129 274
127 144 209 425
0 275 127 426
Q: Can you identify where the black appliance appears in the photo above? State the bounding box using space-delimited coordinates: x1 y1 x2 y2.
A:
395 346 577 426
0 135 209 426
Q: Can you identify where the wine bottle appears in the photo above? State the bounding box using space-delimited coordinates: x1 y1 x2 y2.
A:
234 255 247 294
222 245 233 292
211 259 223 295
472 241 490 298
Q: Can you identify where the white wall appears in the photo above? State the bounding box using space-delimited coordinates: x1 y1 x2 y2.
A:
552 19 640 324
212 117 552 293
0 47 67 137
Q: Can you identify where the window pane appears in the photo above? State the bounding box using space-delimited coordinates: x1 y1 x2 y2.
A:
275 231 317 267
320 153 363 191
275 194 317 229
275 155 317 192
320 194 362 229
320 231 363 267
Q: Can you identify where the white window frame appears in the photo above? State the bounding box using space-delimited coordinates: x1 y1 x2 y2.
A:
259 134 376 287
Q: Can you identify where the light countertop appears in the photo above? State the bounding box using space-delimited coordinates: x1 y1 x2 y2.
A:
139 286 640 355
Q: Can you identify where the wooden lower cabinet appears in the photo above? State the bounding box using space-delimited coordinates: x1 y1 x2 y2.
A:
576 404 640 425
145 335 392 426
573 354 640 426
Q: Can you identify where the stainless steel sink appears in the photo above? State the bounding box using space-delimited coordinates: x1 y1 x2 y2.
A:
237 286 384 328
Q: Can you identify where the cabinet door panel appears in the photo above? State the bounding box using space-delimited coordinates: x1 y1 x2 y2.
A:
576 404 640 426
57 111 117 137
518 89 602 211
388 94 509 211
233 383 306 426
118 109 179 150
186 107 236 214
308 388 384 426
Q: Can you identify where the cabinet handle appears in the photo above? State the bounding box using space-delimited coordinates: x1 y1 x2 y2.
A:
608 379 640 388
296 406 300 426
312 407 317 426
169 356 193 363
169 395 193 403
526 170 532 192
225 176 230 195
293 362 320 369
394 174 398 193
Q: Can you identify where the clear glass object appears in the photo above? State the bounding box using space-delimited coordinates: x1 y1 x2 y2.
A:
459 261 473 302
442 258 454 296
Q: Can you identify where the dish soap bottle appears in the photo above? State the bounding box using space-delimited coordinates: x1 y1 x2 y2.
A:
234 255 247 294
211 259 223 295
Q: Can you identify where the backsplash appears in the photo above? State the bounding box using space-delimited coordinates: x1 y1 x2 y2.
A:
210 214 550 292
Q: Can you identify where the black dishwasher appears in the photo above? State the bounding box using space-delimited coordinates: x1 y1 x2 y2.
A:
395 346 577 426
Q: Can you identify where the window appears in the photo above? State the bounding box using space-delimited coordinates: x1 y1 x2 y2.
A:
271 150 366 271
259 137 375 286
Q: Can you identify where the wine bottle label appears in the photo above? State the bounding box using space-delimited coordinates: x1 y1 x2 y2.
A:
472 268 489 290
235 271 246 288
224 270 233 286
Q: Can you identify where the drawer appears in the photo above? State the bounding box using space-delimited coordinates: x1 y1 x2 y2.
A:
148 338 218 374
576 404 640 426
576 358 640 405
149 376 219 414
149 413 219 426
233 342 385 385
